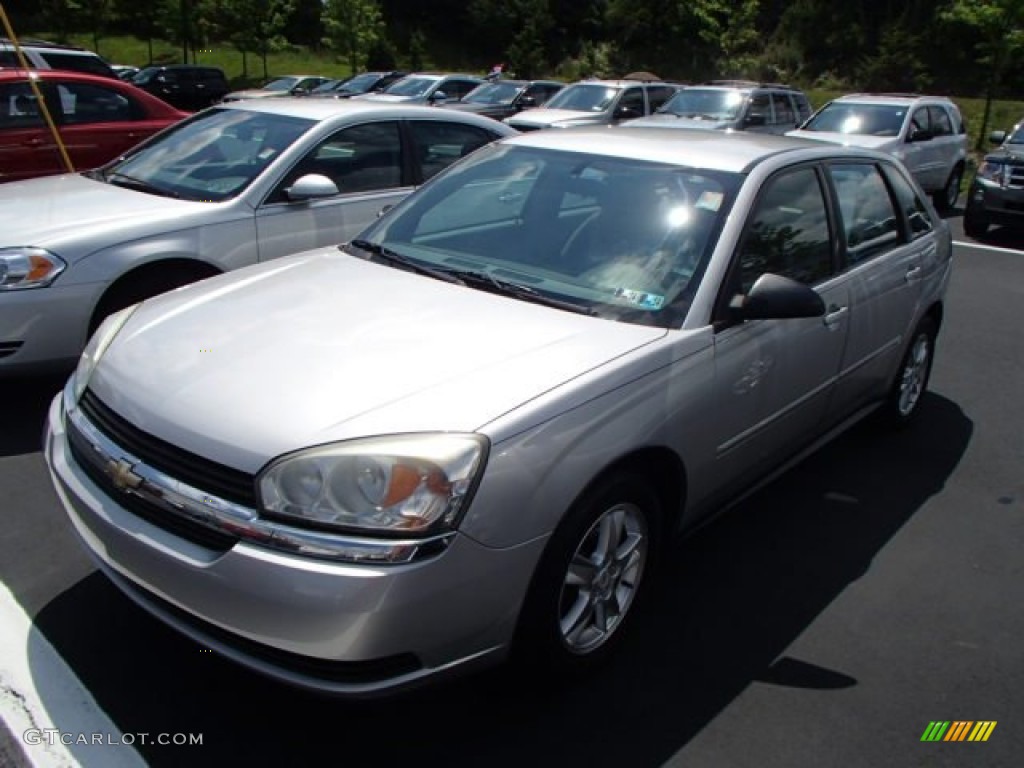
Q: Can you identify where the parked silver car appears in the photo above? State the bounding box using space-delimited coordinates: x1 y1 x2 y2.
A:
504 78 679 130
45 128 952 696
787 93 967 211
0 98 514 375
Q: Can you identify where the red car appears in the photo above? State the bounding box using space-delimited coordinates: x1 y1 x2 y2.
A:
0 69 187 182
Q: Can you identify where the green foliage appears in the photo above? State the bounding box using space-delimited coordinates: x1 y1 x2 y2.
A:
321 0 384 73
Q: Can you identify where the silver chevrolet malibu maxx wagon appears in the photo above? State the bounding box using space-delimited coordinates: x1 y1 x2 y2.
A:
44 127 952 695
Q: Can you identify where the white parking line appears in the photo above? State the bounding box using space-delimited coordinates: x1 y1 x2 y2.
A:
953 238 1024 255
0 582 144 768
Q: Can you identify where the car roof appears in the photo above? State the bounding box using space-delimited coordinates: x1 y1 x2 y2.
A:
0 68 133 84
217 96 518 125
831 93 953 106
569 80 666 88
502 125 882 174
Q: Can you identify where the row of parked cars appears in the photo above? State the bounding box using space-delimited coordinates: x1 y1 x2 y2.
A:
0 35 978 698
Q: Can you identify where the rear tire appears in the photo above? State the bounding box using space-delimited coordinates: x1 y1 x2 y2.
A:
513 473 661 675
880 317 937 428
933 164 962 212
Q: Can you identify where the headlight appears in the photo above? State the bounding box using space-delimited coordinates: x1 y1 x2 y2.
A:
70 304 139 405
976 161 1008 185
259 434 488 536
0 248 67 290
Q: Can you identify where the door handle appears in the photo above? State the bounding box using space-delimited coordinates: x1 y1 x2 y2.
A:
823 304 848 329
905 265 923 282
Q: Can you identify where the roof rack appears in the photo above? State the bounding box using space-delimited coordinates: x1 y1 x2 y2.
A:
703 79 796 90
844 92 924 99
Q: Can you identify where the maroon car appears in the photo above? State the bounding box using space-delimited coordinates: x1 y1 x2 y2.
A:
0 69 187 182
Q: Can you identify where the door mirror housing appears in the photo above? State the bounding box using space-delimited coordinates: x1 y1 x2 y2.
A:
285 174 339 202
734 273 826 320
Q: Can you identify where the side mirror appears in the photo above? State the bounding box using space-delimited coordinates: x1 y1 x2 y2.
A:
744 113 767 127
990 130 1007 145
518 95 537 109
907 127 933 142
614 105 641 120
429 90 449 103
377 204 395 218
733 273 825 320
284 173 339 202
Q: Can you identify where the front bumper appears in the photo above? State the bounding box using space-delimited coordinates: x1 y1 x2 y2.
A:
0 281 100 377
43 390 546 696
967 180 1024 227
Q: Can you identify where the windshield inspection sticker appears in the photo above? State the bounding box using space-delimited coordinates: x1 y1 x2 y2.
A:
696 190 724 212
615 288 664 309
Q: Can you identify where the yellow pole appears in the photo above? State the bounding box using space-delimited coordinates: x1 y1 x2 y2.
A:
0 2 75 173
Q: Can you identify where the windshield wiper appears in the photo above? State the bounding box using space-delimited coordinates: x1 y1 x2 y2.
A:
442 268 599 316
106 172 180 198
347 240 465 284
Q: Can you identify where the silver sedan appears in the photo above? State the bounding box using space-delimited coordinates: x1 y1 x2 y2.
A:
0 98 515 376
44 127 952 695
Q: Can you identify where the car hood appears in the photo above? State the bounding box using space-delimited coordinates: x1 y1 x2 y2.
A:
784 130 896 150
88 249 666 473
625 114 728 130
508 109 597 127
0 174 215 253
224 90 284 100
984 145 1024 164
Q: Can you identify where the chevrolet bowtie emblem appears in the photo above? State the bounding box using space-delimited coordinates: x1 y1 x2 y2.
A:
106 458 142 491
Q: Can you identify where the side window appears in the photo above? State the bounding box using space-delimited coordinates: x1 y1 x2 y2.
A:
409 120 495 182
616 88 644 119
793 94 813 122
828 163 901 265
39 52 112 77
736 167 833 291
881 163 935 240
272 121 402 201
444 80 478 100
746 93 770 126
770 92 795 125
0 82 45 129
909 108 929 135
928 105 953 137
56 83 134 124
646 86 676 113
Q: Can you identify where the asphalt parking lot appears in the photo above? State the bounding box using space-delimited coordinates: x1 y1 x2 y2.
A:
1 217 1022 767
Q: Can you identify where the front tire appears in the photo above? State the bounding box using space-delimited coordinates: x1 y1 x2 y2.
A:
514 473 660 673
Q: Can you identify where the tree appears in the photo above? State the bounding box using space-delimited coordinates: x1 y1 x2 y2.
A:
942 0 1024 149
322 0 385 74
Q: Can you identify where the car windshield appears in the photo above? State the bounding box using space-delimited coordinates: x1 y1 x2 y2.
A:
95 108 313 202
463 82 522 105
336 72 383 94
1005 124 1024 144
384 76 438 97
545 84 621 112
801 103 907 136
657 88 747 120
132 67 158 84
263 77 300 92
354 144 740 327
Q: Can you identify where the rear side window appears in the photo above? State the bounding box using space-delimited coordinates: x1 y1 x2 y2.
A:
646 86 676 112
56 82 137 123
410 120 496 182
829 164 901 265
928 106 953 137
882 163 935 240
792 93 813 122
771 92 795 125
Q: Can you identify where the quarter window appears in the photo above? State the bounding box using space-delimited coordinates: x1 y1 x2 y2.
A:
882 163 935 239
771 93 795 125
737 167 833 291
829 163 901 264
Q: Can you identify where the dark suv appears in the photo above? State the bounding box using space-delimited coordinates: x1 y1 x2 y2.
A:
964 121 1024 237
131 65 229 111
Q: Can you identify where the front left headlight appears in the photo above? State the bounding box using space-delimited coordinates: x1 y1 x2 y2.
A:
258 434 488 536
976 161 1008 185
70 303 139 406
0 248 67 290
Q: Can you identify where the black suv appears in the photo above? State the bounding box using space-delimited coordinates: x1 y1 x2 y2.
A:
131 65 229 111
964 121 1024 238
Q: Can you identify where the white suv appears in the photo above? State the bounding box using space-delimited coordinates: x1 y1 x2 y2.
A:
0 37 116 79
788 93 967 211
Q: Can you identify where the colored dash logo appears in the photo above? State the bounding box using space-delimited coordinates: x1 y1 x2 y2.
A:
921 721 997 742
